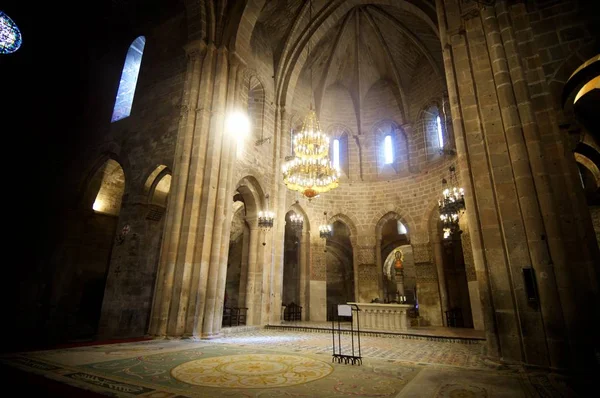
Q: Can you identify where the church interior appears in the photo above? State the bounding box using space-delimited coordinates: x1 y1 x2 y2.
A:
2 0 599 396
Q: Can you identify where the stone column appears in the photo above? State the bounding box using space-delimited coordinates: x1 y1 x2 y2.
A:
209 51 246 336
436 0 599 367
432 233 449 326
245 224 259 325
269 105 288 324
299 230 309 319
309 237 327 321
436 0 500 358
148 40 207 337
238 226 250 308
501 2 600 367
375 241 383 299
149 41 247 339
412 241 443 326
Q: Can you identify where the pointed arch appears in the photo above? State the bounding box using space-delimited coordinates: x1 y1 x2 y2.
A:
84 157 126 217
235 175 267 222
327 213 358 239
327 124 352 178
374 211 412 241
111 36 146 122
417 99 445 161
247 75 266 141
289 202 311 232
143 165 172 208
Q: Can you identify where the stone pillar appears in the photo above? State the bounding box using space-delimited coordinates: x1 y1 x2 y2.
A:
299 230 309 319
148 40 208 338
238 226 250 308
149 41 246 339
432 233 449 326
375 241 383 299
436 0 500 358
309 237 327 321
355 239 377 302
412 241 443 326
502 2 600 368
436 0 600 367
245 224 259 325
270 105 288 324
461 226 484 330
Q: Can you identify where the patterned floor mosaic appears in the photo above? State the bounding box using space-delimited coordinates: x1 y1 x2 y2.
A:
0 328 587 397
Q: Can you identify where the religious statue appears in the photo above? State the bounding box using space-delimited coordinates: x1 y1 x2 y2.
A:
384 249 404 279
394 250 403 270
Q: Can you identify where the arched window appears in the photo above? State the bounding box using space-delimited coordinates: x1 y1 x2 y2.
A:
384 135 394 164
436 115 444 148
111 36 146 122
423 104 444 159
327 126 350 177
333 139 340 170
397 220 407 235
247 76 265 141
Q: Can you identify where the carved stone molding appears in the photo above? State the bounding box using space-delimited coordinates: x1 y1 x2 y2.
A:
357 248 375 265
184 39 207 60
415 263 438 282
412 243 431 264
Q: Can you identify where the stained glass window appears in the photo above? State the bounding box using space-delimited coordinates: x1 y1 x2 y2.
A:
333 139 340 170
436 115 444 148
111 36 146 122
384 135 394 164
0 11 22 54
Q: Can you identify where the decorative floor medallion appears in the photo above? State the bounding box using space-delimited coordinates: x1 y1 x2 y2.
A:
171 354 333 388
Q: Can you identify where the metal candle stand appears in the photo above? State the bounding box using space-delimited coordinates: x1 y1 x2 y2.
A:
331 303 362 365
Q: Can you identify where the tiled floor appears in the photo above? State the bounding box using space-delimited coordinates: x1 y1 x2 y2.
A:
0 327 592 397
271 321 486 339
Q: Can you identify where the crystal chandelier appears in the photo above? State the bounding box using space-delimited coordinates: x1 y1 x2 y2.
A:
289 212 303 233
258 194 275 231
281 0 339 200
319 211 333 239
282 108 340 200
438 166 465 239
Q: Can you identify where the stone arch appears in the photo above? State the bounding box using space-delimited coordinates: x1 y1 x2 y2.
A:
416 98 446 161
79 152 127 215
289 202 311 232
374 211 413 241
371 119 405 174
327 213 358 239
142 165 172 206
235 175 267 221
575 153 600 188
326 124 353 177
552 41 597 110
246 74 267 141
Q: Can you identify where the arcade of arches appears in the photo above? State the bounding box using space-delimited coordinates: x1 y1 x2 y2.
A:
10 0 600 378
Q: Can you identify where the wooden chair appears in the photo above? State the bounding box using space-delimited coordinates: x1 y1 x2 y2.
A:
284 302 302 321
222 306 233 327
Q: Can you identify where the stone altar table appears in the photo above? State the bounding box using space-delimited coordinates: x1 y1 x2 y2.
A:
347 302 413 331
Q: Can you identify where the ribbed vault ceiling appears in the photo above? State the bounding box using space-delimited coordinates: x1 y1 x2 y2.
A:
253 0 442 116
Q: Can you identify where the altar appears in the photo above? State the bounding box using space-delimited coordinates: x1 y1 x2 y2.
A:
347 302 413 331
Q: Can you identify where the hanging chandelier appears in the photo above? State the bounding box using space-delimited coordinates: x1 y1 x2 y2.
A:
258 194 275 231
319 211 333 239
281 0 339 200
282 108 340 200
438 165 465 239
289 212 304 233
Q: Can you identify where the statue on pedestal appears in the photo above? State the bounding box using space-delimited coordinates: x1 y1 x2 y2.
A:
384 249 406 303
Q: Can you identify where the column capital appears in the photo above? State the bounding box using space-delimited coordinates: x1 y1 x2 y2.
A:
228 51 247 68
183 39 207 60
